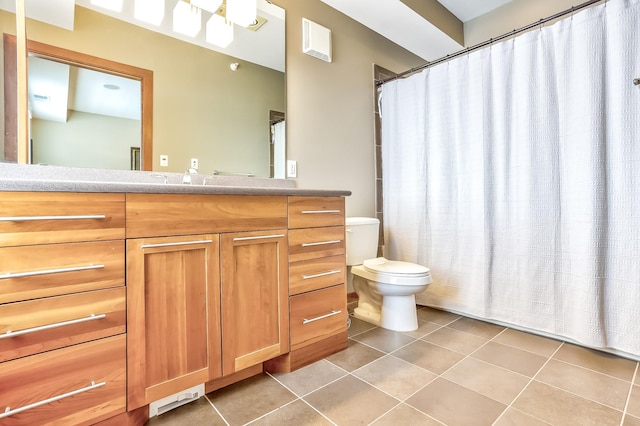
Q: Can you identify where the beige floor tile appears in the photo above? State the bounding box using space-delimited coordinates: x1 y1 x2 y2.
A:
304 375 399 425
353 355 437 400
148 398 225 426
351 327 416 353
492 328 562 357
493 407 551 426
471 341 547 377
512 380 622 426
416 307 461 325
535 359 631 410
348 316 377 337
553 343 637 381
393 339 465 374
442 357 530 404
636 366 640 384
628 385 640 418
624 414 640 426
207 374 297 426
405 378 506 426
422 326 488 355
401 319 442 339
370 403 442 425
247 400 332 426
271 359 347 397
447 316 506 339
325 339 385 372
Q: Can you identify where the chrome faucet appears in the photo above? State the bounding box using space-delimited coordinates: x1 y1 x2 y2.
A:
182 167 198 184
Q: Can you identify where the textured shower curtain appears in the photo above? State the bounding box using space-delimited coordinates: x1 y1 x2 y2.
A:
380 0 640 357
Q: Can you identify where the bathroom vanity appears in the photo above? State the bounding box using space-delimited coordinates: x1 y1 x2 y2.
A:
0 168 349 425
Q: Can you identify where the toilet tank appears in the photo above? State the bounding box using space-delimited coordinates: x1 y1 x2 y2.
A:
345 217 380 266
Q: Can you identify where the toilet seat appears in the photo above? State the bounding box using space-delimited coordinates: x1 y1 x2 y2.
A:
353 257 431 286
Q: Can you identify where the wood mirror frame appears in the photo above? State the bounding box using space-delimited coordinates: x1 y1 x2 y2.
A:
3 34 153 170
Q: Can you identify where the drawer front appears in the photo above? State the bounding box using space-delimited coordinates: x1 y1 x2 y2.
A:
289 255 346 295
126 194 288 238
288 196 345 229
0 288 126 363
0 240 125 304
288 226 345 262
0 335 126 425
290 284 347 351
0 192 125 247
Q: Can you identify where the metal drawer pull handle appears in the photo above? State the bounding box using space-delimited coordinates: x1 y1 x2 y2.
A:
303 310 342 325
302 270 342 280
0 313 107 340
141 239 213 249
301 240 341 247
233 234 285 242
0 264 104 280
0 381 106 419
0 214 106 222
301 210 341 214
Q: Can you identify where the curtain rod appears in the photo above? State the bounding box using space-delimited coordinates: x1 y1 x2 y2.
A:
376 0 604 86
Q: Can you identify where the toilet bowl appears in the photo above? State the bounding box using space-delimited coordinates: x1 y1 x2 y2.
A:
346 218 432 332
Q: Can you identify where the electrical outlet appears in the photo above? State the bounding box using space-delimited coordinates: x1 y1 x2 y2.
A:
190 158 198 169
287 160 297 178
160 155 169 167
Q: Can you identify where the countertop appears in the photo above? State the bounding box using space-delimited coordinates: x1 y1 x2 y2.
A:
0 164 351 197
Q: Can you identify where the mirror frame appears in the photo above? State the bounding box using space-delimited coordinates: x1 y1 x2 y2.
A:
3 34 154 170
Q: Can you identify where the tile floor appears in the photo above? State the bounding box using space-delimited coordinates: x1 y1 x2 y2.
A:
148 307 640 426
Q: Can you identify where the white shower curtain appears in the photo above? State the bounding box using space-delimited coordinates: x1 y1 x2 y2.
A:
381 0 640 356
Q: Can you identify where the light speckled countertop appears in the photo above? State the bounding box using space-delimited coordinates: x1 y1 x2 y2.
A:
0 164 351 197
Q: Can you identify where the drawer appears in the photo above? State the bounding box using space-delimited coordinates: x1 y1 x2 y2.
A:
290 284 347 351
0 192 125 247
289 255 346 295
126 194 288 238
0 335 126 425
288 196 345 229
0 240 125 304
0 288 126 362
288 226 345 262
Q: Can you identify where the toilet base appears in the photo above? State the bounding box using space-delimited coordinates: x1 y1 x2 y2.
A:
380 294 418 332
353 307 381 327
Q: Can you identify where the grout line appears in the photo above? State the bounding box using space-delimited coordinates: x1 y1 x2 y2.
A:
203 393 230 426
243 398 302 425
620 362 639 425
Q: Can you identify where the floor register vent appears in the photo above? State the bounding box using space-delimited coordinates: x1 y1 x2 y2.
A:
149 384 205 417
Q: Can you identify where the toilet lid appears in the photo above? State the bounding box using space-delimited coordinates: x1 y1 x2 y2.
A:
363 257 429 276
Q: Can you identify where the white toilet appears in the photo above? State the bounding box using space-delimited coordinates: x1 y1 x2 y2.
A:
346 217 432 332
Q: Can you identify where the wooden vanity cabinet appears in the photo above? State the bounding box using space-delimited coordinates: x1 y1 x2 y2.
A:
265 196 348 373
0 192 127 425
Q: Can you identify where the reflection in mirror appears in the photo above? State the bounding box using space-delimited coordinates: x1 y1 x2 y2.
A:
1 0 285 178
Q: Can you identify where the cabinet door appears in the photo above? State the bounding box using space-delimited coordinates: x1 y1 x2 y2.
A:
220 230 288 375
127 235 221 410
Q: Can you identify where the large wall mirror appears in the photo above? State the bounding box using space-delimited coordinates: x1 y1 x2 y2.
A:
1 0 286 177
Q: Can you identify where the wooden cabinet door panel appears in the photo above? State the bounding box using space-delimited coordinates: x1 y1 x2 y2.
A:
221 230 288 374
127 235 221 409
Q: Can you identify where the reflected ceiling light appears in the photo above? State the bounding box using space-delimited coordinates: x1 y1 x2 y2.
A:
173 0 202 37
226 0 257 27
91 0 124 12
189 0 223 13
206 14 233 48
134 0 165 26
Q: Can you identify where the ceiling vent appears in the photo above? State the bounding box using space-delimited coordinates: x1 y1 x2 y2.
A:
302 18 332 63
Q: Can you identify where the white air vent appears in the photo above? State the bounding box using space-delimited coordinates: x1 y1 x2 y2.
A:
149 384 204 417
302 18 332 62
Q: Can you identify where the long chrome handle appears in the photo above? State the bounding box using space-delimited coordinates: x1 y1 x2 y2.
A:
301 210 342 214
302 270 342 280
0 381 106 419
0 313 106 340
301 240 341 247
141 239 213 249
233 234 285 242
0 264 104 280
303 310 342 325
0 215 106 222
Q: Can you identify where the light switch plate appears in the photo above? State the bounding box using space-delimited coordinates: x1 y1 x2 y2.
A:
287 160 297 178
160 155 169 167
